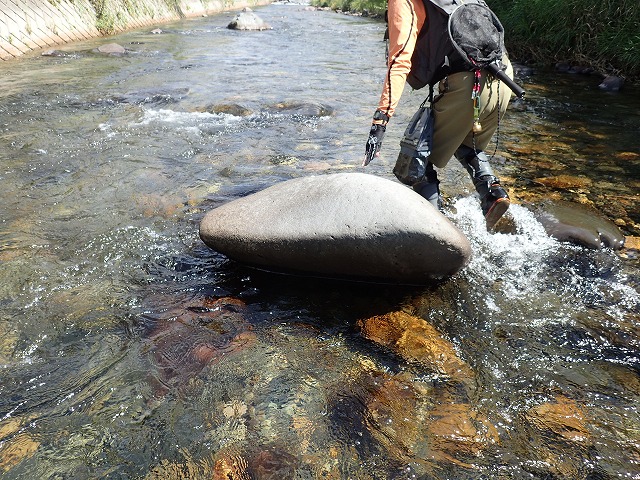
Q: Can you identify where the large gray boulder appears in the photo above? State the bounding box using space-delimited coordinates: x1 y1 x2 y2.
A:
199 173 472 284
227 8 272 31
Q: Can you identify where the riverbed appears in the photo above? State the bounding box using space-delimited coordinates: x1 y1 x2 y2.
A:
1 3 639 479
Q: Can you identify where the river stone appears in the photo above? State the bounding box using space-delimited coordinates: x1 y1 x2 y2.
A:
227 8 272 31
199 173 472 283
358 311 474 381
526 395 590 443
145 296 254 397
41 49 70 57
199 103 253 116
266 101 334 117
529 200 625 250
96 43 126 55
599 75 624 91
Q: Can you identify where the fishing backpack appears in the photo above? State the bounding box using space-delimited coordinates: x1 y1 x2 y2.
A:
406 0 506 90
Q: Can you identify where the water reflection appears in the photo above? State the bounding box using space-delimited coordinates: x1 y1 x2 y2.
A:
0 3 639 479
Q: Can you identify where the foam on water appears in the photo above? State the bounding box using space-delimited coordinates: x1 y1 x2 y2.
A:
451 196 639 323
452 196 561 295
133 108 242 128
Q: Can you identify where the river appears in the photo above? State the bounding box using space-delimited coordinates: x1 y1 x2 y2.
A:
1 2 639 479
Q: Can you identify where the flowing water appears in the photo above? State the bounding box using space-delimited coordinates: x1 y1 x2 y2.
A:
1 3 639 479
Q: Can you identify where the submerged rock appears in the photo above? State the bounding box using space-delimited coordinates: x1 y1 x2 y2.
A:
533 174 592 190
358 372 497 471
227 8 272 31
529 200 625 250
265 101 334 117
198 103 253 116
525 395 590 443
199 173 472 283
213 449 251 480
358 311 474 381
0 432 40 472
599 75 624 92
519 395 593 478
622 236 640 252
360 374 426 468
425 401 499 466
96 43 126 55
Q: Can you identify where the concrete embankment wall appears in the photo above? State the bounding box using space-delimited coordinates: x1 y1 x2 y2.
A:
0 0 270 61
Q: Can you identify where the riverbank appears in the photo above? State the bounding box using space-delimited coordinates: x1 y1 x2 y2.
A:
0 0 272 61
311 0 640 83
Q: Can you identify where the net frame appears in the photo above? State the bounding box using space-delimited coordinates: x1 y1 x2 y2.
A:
448 3 505 68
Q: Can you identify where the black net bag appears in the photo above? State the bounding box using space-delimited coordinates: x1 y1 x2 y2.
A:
448 3 505 68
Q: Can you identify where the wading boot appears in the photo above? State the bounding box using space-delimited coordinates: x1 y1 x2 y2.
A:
455 146 510 229
412 161 442 210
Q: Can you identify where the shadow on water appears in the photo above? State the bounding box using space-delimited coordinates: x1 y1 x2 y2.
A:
0 3 639 479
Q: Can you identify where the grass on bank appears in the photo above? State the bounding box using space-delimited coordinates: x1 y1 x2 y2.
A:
489 0 640 79
312 0 640 79
313 0 387 16
87 0 186 34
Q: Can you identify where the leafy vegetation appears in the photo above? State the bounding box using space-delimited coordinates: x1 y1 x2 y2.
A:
312 0 386 16
312 0 640 79
488 0 640 78
87 0 185 34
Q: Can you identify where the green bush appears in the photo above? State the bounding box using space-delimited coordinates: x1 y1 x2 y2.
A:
88 0 185 34
315 0 639 78
312 0 386 16
487 0 640 78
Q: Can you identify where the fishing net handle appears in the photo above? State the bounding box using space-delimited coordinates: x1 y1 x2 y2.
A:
486 62 526 99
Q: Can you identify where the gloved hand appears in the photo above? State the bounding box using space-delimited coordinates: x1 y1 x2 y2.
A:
362 123 386 166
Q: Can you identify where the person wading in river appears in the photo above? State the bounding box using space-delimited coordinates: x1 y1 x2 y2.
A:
362 0 517 229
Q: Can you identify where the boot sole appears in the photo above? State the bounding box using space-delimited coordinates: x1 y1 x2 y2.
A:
485 197 510 230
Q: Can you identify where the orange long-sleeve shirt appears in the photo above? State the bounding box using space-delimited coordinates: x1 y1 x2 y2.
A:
376 0 427 120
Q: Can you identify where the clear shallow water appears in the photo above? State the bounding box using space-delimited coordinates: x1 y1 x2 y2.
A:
1 3 639 479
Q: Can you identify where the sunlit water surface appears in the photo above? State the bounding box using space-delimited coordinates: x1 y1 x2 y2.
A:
1 3 639 479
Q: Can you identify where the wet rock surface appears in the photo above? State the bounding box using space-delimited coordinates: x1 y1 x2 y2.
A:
200 173 472 283
264 101 334 117
598 75 625 91
527 200 625 250
227 8 272 31
196 103 254 116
